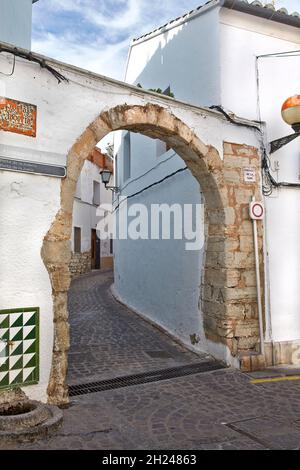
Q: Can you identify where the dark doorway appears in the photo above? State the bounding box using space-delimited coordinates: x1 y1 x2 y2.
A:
91 229 100 270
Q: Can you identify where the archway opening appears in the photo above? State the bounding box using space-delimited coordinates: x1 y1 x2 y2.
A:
42 104 244 405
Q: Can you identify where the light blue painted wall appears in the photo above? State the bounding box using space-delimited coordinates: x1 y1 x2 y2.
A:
126 7 221 107
0 0 33 49
115 5 300 351
113 9 222 352
113 9 222 351
114 132 205 351
114 148 205 349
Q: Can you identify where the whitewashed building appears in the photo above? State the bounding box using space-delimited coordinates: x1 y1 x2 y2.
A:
114 1 300 359
0 0 39 50
70 148 114 278
0 0 299 406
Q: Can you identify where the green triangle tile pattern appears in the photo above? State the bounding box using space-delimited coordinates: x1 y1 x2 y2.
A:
11 357 23 371
10 370 23 385
0 359 9 373
10 314 23 328
24 342 36 355
11 342 23 356
0 315 9 329
0 329 9 341
24 327 36 341
0 372 9 388
0 343 8 357
24 313 36 327
11 329 23 342
23 355 36 369
23 367 36 383
0 308 39 390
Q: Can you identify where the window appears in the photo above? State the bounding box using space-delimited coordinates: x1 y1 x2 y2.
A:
123 132 131 182
74 227 81 253
93 181 100 206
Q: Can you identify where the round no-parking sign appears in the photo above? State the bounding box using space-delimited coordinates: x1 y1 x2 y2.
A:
250 201 264 220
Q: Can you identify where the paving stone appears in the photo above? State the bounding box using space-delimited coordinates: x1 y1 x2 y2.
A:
67 270 205 385
3 270 300 450
8 369 299 450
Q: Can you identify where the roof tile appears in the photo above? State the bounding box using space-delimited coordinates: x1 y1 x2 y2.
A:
133 0 300 43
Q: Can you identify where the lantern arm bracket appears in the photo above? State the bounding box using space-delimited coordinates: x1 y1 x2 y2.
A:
105 184 120 193
269 131 300 154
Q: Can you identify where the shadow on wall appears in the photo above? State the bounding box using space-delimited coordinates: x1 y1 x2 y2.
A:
127 8 221 107
112 13 220 352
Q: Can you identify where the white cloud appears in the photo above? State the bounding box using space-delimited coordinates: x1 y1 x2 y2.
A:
32 32 130 80
277 0 300 11
85 0 142 30
32 0 300 81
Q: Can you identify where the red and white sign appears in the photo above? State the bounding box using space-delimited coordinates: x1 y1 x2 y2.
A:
250 201 264 220
0 97 37 137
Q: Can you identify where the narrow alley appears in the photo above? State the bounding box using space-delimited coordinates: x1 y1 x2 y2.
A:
67 270 217 386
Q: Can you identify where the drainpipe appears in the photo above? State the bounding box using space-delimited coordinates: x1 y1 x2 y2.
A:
251 196 265 356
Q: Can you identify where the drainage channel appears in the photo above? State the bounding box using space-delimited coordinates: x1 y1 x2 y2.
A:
69 361 225 397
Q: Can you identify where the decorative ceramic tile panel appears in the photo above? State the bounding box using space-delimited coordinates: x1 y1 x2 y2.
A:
0 308 39 390
0 97 37 137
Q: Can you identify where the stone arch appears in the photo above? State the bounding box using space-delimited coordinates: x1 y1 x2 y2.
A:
42 103 263 405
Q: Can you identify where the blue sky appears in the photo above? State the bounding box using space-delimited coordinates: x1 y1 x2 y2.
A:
32 0 300 80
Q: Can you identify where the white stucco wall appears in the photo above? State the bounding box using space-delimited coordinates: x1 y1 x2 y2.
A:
0 0 33 50
72 160 99 253
72 159 113 258
126 5 221 107
114 4 265 355
119 5 300 350
219 9 300 343
0 46 260 398
0 171 60 402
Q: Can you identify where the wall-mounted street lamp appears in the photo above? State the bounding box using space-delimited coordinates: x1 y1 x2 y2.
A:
100 169 119 193
270 95 300 154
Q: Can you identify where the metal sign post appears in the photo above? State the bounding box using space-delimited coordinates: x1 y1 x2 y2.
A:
250 197 265 356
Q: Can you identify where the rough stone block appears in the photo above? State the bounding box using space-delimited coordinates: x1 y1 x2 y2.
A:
53 320 70 352
42 240 71 265
224 169 241 185
53 293 69 321
48 265 71 293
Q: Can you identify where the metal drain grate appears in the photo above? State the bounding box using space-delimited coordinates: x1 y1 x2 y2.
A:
69 361 225 397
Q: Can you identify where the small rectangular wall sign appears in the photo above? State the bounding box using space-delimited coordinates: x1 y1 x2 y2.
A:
0 157 66 178
0 97 37 137
243 167 256 183
0 308 39 390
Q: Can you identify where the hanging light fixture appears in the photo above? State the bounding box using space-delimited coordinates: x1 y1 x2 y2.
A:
281 95 300 132
270 94 300 153
100 169 119 192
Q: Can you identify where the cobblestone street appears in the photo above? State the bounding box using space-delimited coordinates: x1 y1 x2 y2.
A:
8 270 300 450
67 270 209 385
